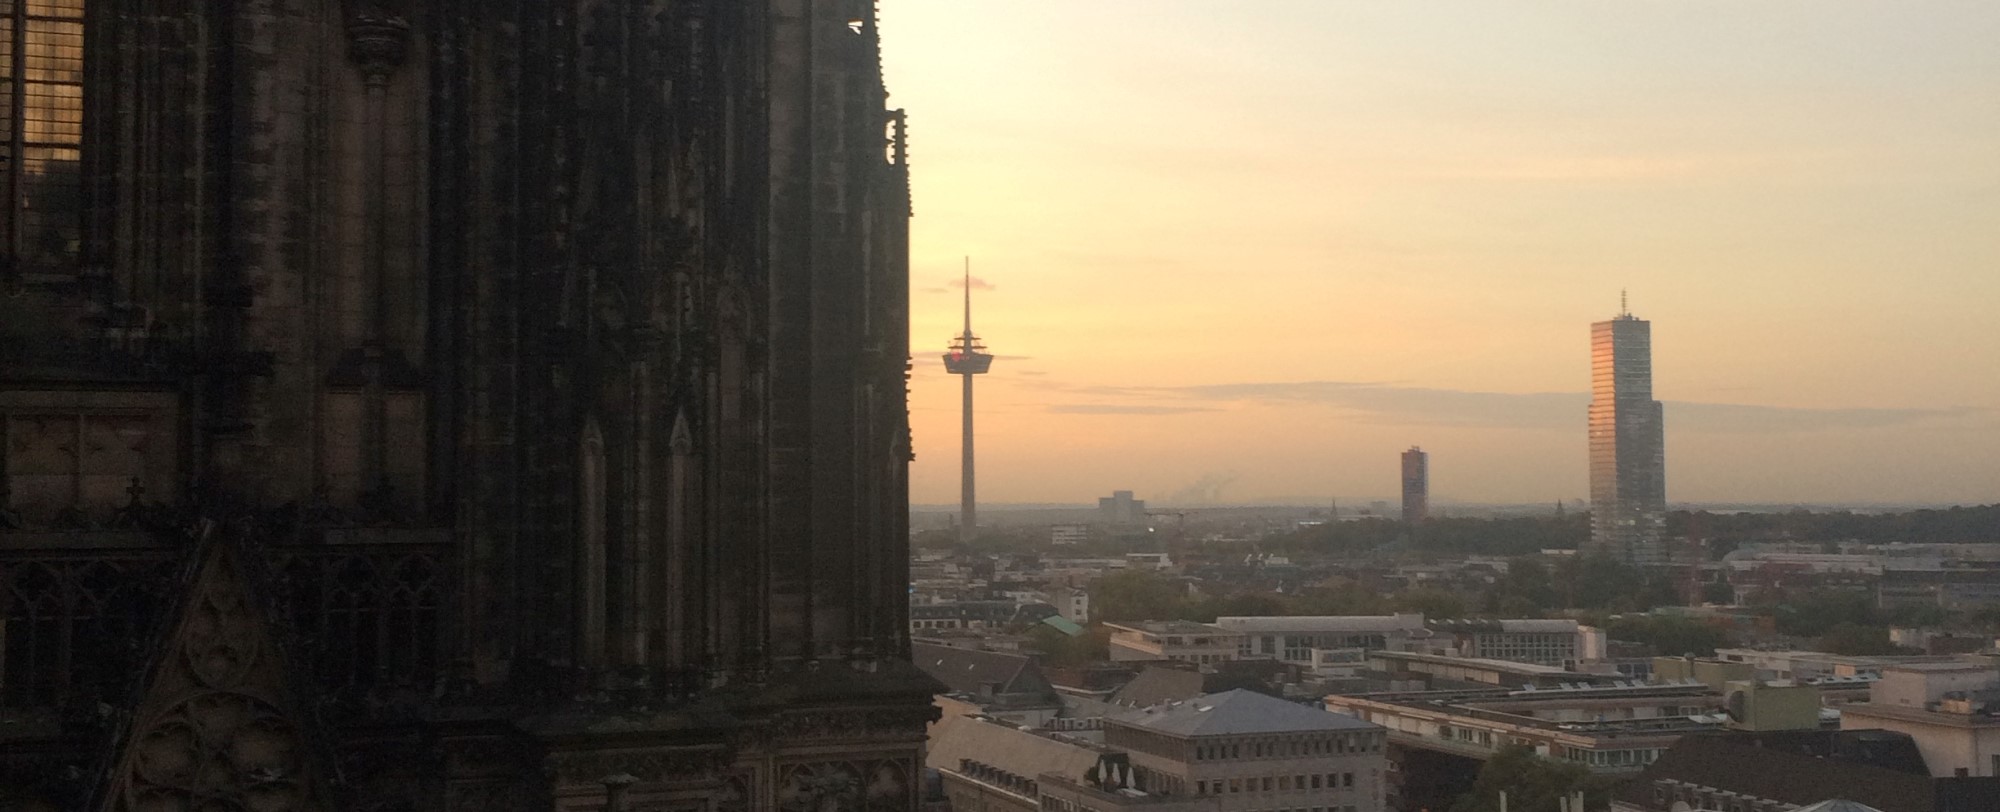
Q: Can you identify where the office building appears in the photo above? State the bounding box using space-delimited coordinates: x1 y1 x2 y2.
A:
1401 446 1429 524
1327 678 1817 811
1216 615 1590 669
927 690 1388 812
1099 490 1149 525
1107 621 1244 665
0 3 933 809
1110 689 1389 811
1589 298 1668 564
1839 663 2000 778
1612 729 2000 812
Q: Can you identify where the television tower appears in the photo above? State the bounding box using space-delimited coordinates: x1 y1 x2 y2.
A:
942 259 994 544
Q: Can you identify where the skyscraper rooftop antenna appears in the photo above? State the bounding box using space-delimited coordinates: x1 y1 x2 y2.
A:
963 256 973 339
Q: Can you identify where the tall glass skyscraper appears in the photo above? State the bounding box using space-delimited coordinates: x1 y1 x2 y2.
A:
1589 305 1666 564
1401 446 1429 525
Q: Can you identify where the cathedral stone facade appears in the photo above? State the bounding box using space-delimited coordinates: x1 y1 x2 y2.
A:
0 1 934 810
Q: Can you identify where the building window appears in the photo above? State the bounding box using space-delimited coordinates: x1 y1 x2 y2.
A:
3 0 87 274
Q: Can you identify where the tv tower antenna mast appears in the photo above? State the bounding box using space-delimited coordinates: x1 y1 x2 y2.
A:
942 258 994 544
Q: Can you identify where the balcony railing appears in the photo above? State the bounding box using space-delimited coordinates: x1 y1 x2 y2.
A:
2 526 452 712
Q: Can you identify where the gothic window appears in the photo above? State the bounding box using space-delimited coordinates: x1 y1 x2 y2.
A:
1 391 176 525
1 0 85 274
1 553 175 707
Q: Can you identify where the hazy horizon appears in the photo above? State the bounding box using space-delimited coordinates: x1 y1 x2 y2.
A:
881 2 2000 507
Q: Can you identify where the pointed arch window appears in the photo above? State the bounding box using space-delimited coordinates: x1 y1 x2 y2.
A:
1 0 86 275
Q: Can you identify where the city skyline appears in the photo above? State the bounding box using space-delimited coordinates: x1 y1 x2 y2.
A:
881 1 2000 507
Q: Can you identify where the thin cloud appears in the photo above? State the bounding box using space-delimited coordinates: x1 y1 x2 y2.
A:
1046 403 1219 416
1070 380 1976 434
949 275 998 291
919 354 1031 367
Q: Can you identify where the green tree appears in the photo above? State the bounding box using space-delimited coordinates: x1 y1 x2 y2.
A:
1553 555 1659 611
1394 587 1469 619
1450 745 1608 812
1818 623 1908 656
1025 624 1109 666
1497 557 1560 610
1292 581 1391 616
1090 571 1195 622
1776 591 1878 638
1604 615 1732 657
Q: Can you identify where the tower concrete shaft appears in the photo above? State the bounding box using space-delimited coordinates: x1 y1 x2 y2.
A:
941 260 994 545
961 372 976 543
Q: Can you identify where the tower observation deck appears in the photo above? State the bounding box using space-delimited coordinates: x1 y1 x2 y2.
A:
943 261 993 544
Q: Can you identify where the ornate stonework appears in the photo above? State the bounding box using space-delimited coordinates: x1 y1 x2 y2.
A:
1 1 932 810
541 747 733 787
95 526 333 812
344 1 411 82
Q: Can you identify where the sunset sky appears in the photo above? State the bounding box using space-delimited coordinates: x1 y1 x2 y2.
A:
878 1 2000 508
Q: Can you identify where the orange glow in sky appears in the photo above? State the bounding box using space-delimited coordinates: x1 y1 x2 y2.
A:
880 1 2000 507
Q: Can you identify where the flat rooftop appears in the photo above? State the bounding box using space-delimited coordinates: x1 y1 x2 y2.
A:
1369 650 1583 676
1107 620 1231 636
1214 615 1424 633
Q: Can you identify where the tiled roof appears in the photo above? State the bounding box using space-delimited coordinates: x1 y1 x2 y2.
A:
924 712 1102 781
1109 689 1380 737
1792 802 1886 812
912 642 1060 706
1109 667 1205 708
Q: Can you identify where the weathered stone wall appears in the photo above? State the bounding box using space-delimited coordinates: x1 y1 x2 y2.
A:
1 1 933 809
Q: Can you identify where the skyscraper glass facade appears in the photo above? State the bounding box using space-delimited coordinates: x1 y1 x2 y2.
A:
1589 314 1666 564
1401 446 1428 525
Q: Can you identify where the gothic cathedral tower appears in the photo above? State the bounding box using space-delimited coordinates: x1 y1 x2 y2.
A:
0 2 934 809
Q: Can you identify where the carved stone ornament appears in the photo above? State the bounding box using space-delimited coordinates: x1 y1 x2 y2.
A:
763 706 936 743
777 762 860 812
96 526 332 812
344 2 411 83
542 747 733 787
776 760 909 812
